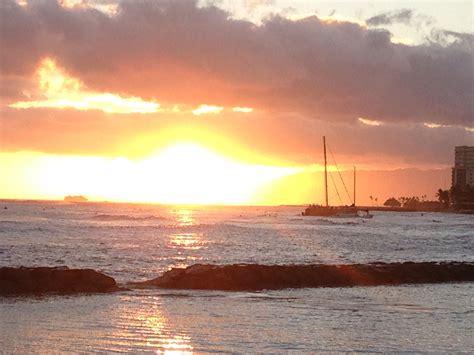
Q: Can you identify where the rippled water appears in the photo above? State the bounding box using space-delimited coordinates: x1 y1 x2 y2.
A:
1 201 473 352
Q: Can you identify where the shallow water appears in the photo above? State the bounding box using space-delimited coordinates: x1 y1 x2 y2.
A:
0 201 473 352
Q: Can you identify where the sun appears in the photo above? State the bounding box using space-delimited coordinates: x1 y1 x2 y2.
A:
2 142 299 205
128 142 299 204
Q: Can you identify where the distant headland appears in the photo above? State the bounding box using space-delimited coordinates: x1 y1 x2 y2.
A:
64 195 88 202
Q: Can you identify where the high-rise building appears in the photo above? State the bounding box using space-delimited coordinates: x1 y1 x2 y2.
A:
452 146 474 188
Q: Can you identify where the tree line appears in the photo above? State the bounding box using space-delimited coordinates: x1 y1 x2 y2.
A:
383 185 474 211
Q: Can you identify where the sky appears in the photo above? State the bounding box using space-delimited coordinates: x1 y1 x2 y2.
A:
0 0 473 205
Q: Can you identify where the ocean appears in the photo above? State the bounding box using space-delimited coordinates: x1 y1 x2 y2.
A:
0 201 473 353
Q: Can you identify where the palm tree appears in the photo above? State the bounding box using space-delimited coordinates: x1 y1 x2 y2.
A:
436 189 450 207
384 197 401 207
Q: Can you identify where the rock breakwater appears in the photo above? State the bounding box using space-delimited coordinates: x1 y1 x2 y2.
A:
0 266 121 295
136 262 474 291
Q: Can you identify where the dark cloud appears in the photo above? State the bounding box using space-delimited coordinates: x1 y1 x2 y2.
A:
366 9 413 26
427 29 474 50
0 0 472 162
366 8 436 35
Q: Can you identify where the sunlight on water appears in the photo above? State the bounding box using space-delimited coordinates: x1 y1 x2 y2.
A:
161 336 193 355
138 314 193 353
169 233 204 250
173 209 195 226
113 297 194 353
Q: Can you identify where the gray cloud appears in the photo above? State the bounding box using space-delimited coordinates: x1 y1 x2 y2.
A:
366 9 414 26
427 29 474 50
366 8 436 35
0 0 473 153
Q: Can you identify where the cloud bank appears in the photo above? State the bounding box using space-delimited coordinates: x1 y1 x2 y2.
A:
2 0 473 124
0 0 472 166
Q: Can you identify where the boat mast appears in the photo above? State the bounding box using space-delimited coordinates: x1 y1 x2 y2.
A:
353 166 356 207
323 136 328 207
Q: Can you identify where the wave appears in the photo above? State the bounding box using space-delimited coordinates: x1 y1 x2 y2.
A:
287 218 361 226
90 214 168 222
223 218 361 230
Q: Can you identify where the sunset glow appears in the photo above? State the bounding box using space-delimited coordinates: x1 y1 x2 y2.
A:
10 58 160 114
232 107 253 113
358 117 382 126
424 122 444 128
0 144 300 205
192 105 224 116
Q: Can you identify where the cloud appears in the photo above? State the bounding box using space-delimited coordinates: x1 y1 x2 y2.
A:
232 107 253 113
366 9 413 26
9 58 160 113
365 8 435 33
1 0 472 127
358 117 382 126
426 29 473 49
0 0 472 166
1 104 472 169
424 122 444 128
192 104 223 115
243 0 274 12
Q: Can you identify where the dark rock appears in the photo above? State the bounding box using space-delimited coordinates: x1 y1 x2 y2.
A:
0 266 121 295
136 262 474 291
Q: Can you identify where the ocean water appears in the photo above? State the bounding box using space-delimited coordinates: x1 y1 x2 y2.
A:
0 201 473 353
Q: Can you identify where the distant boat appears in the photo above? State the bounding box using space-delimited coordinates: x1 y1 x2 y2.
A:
302 136 373 218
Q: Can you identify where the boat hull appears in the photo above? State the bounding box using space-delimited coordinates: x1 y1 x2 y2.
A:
303 205 373 218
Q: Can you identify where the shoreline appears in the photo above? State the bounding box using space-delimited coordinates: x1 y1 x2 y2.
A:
357 206 474 214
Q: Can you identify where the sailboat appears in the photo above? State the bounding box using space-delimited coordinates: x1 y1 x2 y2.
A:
302 136 373 218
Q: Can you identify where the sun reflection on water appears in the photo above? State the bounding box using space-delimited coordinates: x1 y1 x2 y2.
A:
169 233 203 250
161 335 193 355
130 304 193 354
173 209 195 226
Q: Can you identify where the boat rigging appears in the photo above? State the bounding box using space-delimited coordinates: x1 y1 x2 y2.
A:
302 136 372 218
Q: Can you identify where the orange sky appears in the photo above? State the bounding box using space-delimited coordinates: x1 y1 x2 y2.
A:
0 1 472 205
